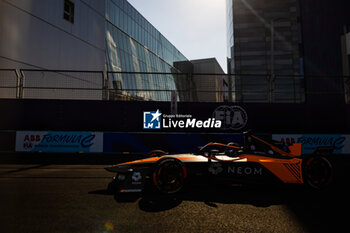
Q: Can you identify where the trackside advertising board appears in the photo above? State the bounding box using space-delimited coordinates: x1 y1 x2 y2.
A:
16 131 103 153
272 134 350 154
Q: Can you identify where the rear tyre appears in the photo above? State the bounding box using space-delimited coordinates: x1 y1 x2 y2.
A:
152 158 187 195
303 156 333 189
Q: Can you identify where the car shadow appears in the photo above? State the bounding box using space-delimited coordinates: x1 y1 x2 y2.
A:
285 184 350 233
89 183 331 209
137 184 310 211
89 183 350 233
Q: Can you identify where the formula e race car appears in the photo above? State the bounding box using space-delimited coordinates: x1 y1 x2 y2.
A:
105 132 333 195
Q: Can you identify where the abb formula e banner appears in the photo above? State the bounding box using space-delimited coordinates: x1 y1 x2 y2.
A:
16 131 103 153
272 134 350 154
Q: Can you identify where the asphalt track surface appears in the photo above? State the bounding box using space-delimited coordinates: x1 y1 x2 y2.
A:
0 159 350 233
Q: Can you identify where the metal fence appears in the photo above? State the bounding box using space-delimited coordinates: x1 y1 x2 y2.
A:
0 69 18 98
0 69 349 103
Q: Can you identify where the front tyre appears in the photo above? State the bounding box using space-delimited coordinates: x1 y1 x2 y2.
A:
107 178 118 194
303 156 333 189
152 158 187 194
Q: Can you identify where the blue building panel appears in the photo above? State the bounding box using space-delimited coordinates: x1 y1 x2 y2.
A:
105 0 188 101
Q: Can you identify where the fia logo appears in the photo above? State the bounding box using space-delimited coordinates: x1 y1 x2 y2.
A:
143 109 162 129
213 105 248 130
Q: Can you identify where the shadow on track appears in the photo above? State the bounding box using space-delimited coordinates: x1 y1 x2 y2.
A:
89 183 350 233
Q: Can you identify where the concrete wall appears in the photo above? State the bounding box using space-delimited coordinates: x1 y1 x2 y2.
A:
0 0 105 70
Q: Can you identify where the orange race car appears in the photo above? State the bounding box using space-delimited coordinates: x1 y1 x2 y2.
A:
105 132 333 194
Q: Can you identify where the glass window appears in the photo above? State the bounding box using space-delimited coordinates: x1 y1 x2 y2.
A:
120 0 124 13
128 37 132 55
132 7 136 21
127 2 132 16
137 12 141 25
113 26 117 44
137 24 141 42
128 54 133 72
135 23 139 41
119 51 125 70
144 50 150 68
122 0 127 13
115 48 121 68
128 16 132 35
120 10 124 31
124 12 128 32
63 0 74 24
140 29 143 45
115 0 120 8
110 3 115 24
148 33 151 49
116 29 122 48
131 74 137 95
150 54 155 69
129 57 135 72
124 53 130 71
142 29 146 45
106 0 110 21
149 23 152 34
122 34 128 54
135 43 140 58
130 19 134 38
133 58 139 72
115 7 120 27
130 38 136 57
145 32 149 48
141 17 145 29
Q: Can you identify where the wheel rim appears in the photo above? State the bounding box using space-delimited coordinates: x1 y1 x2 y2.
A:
304 157 332 189
153 160 186 194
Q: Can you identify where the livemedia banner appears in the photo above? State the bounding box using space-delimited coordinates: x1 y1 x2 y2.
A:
16 131 103 153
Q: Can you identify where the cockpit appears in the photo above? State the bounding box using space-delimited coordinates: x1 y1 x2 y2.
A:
197 142 242 157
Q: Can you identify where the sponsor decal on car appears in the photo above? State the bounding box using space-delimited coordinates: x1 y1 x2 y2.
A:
208 163 263 176
131 172 142 184
208 163 223 175
227 166 263 176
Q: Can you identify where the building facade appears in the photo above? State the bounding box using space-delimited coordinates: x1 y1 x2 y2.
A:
191 58 228 102
227 0 350 104
105 0 188 101
226 0 304 103
174 58 227 102
299 0 350 104
0 0 188 101
0 0 106 70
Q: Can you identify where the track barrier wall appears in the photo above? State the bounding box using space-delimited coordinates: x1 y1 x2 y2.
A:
1 131 350 156
1 99 350 133
0 99 350 155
